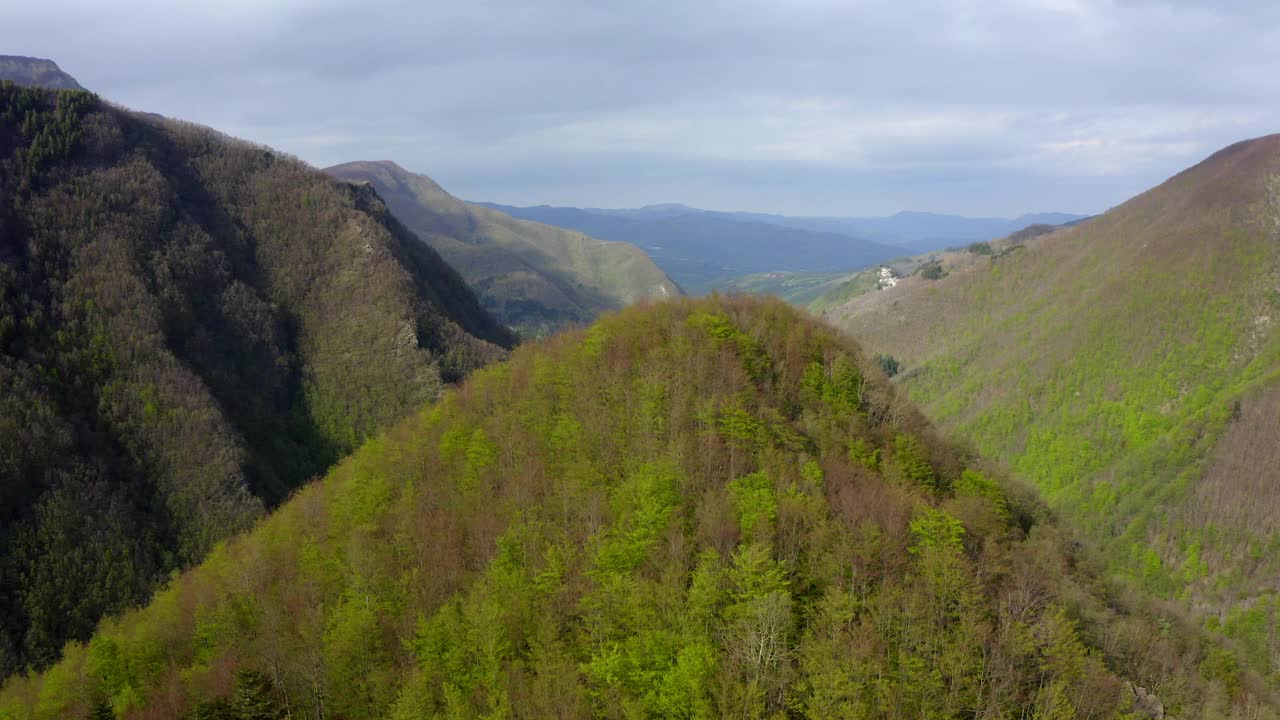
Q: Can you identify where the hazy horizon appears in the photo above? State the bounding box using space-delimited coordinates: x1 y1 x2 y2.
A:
472 198 1091 221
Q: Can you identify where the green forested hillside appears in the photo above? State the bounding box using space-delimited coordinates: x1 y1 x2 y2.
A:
1 296 1271 720
325 162 681 337
0 83 513 678
825 135 1280 669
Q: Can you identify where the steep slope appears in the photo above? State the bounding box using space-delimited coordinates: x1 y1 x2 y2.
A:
325 162 680 337
826 135 1280 661
0 85 513 677
0 58 83 90
1 296 1273 720
478 202 908 293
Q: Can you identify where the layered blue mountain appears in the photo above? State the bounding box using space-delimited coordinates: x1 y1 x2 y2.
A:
479 201 1087 292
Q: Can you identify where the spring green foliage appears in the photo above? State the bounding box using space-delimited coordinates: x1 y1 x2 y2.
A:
0 296 1272 720
0 86 513 678
594 463 680 576
892 434 940 490
689 310 771 382
711 404 770 448
955 468 1009 519
727 472 777 540
908 507 965 554
848 438 881 471
828 135 1280 667
802 354 864 414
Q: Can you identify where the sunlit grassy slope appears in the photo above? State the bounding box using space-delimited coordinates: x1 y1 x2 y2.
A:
825 135 1280 665
326 162 681 337
2 296 1274 720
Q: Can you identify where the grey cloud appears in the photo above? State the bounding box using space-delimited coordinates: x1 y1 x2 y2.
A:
2 0 1277 215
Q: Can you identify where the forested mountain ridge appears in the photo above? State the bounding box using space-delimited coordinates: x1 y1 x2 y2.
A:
326 161 681 337
826 134 1280 668
1 295 1272 719
0 83 513 678
0 57 83 91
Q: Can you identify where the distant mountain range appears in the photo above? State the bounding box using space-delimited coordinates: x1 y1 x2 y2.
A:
0 55 82 90
478 201 1088 292
327 162 680 337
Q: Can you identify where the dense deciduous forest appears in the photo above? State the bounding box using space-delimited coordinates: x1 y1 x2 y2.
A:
0 83 514 679
1 296 1272 719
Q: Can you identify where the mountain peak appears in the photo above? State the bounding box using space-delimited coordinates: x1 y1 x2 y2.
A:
364 159 408 170
327 160 447 194
1200 132 1280 163
0 55 83 90
1176 132 1280 190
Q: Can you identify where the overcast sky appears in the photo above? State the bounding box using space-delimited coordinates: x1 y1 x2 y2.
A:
4 0 1278 216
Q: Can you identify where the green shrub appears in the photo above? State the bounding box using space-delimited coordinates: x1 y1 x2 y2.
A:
875 353 900 378
909 507 965 555
919 261 947 281
892 434 938 490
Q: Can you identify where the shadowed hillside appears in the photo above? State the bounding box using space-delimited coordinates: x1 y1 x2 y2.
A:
825 134 1280 667
326 162 680 337
0 83 513 678
1 296 1273 720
